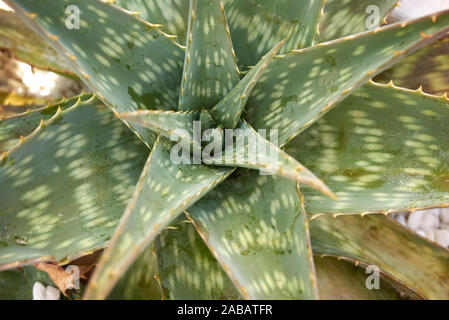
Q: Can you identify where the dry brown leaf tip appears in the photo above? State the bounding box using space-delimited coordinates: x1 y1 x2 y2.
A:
35 262 77 297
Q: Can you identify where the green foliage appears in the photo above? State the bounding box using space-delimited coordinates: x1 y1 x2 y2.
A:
1 0 449 300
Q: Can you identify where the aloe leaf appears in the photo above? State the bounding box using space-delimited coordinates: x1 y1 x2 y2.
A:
119 109 334 198
317 0 398 43
375 36 449 95
118 110 199 140
315 256 418 300
285 82 449 215
0 94 91 153
0 9 72 75
188 172 318 299
204 121 336 199
223 0 326 68
0 97 148 270
310 213 449 299
210 41 284 129
156 218 241 299
114 0 189 44
83 137 231 300
245 10 449 145
108 245 162 300
0 266 53 299
179 0 240 111
6 0 185 146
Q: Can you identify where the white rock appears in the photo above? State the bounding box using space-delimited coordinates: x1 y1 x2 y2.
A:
440 208 449 224
32 282 46 300
396 214 407 227
45 286 60 300
416 229 426 238
435 229 449 248
390 0 449 21
420 213 439 230
425 229 436 242
407 211 424 230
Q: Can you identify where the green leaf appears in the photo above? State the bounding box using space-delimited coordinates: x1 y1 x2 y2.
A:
224 0 326 67
0 266 53 300
119 110 334 198
285 82 449 215
0 9 72 75
317 0 398 43
210 41 284 129
0 94 91 153
114 0 189 45
375 36 449 95
179 0 240 111
310 213 449 299
108 245 162 300
7 0 185 145
204 121 336 199
188 172 318 299
156 218 241 299
83 137 231 300
0 97 148 270
315 256 415 300
245 10 449 145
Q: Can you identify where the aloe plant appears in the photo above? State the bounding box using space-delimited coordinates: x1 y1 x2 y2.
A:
1 0 449 300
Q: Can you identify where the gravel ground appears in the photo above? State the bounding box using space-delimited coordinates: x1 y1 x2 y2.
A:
392 209 449 248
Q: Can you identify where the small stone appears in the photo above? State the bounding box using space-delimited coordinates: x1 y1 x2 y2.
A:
396 214 407 227
425 229 435 242
421 213 439 230
435 229 449 248
416 229 426 238
440 208 449 224
45 286 60 300
32 282 46 300
407 211 424 230
427 208 441 217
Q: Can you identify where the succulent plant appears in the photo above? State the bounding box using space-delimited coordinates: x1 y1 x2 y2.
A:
1 0 449 300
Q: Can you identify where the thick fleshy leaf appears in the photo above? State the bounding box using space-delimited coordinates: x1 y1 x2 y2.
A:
0 9 71 74
204 121 336 199
224 0 326 67
108 245 162 300
0 94 91 153
315 256 415 300
0 266 53 300
120 110 334 199
375 36 449 95
7 0 185 145
179 0 240 111
118 110 198 141
245 10 449 145
156 218 241 299
317 0 398 43
285 82 449 215
310 214 449 299
83 137 231 300
0 97 148 270
114 0 189 45
188 172 318 299
210 41 284 129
